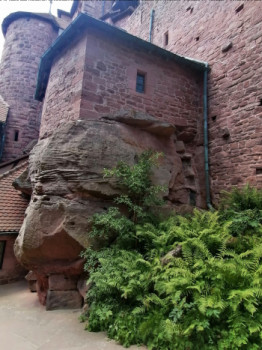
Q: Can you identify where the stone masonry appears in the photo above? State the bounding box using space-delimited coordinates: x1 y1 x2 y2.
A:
39 20 206 207
0 16 58 162
115 0 262 203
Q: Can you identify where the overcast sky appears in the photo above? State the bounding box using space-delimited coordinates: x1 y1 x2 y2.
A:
0 0 73 59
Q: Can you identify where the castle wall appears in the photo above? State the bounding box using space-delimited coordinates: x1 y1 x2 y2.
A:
81 0 113 19
80 29 203 129
0 235 27 285
40 28 204 139
39 27 206 207
0 17 57 162
72 0 113 21
40 35 87 139
118 0 262 202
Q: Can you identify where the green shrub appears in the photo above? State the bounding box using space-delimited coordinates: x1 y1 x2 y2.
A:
82 156 262 350
220 184 262 212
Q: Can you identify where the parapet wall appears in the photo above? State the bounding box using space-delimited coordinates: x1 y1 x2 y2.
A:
117 0 262 202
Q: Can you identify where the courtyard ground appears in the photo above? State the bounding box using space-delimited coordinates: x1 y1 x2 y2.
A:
0 281 146 350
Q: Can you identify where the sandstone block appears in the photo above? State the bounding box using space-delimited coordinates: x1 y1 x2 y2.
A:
49 274 78 291
46 290 83 310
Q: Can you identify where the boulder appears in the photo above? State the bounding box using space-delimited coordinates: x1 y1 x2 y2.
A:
12 167 32 196
14 111 182 307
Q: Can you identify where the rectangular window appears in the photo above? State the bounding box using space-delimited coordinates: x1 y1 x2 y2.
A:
0 241 6 269
14 130 19 142
136 72 145 93
164 31 169 46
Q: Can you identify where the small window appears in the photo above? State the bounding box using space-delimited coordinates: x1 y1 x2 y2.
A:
0 241 6 269
189 190 196 206
14 130 19 142
164 31 169 46
235 4 244 13
136 72 145 93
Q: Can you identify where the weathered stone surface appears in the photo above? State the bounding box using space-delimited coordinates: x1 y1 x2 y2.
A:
119 1 262 202
176 141 185 153
13 167 32 196
161 245 182 266
101 110 176 136
28 280 37 293
25 271 37 292
46 290 83 310
36 274 49 305
14 112 185 305
49 274 78 291
221 42 233 53
0 17 57 162
77 276 91 298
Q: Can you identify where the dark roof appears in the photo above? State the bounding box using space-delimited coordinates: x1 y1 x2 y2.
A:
57 9 71 19
70 0 79 17
35 12 208 101
0 158 29 232
57 0 78 18
100 6 135 23
2 12 60 36
0 154 29 175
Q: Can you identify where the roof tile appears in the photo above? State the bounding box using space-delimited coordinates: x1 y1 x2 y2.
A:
0 160 29 232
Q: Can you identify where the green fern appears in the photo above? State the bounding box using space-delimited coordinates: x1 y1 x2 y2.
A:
81 155 262 350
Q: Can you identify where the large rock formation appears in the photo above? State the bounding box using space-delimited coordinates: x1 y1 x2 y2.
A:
14 110 201 309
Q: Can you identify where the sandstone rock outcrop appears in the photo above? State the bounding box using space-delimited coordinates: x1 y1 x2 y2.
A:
14 110 203 309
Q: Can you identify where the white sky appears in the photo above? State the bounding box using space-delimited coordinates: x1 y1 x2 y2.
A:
0 0 73 59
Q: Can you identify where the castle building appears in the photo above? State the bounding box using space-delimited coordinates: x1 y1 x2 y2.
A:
0 0 261 300
0 0 261 204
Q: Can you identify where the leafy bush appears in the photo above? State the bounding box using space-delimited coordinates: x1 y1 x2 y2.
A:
81 157 262 350
220 185 262 212
219 185 262 253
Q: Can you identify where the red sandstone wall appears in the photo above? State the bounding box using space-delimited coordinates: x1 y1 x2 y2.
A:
118 0 262 202
40 28 203 140
40 35 87 138
81 0 113 19
0 17 57 162
0 235 27 284
80 29 203 127
39 27 206 207
72 0 113 21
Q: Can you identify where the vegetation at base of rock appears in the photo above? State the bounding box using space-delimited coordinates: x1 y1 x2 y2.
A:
81 156 262 350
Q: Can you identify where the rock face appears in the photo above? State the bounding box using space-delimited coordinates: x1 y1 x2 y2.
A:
14 110 203 309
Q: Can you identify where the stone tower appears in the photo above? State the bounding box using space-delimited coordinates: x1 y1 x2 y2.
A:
0 13 59 162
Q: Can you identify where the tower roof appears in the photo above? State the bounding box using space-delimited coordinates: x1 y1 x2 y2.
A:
2 12 67 36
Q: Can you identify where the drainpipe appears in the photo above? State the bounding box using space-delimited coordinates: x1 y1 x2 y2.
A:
149 9 155 43
203 63 214 210
102 0 105 17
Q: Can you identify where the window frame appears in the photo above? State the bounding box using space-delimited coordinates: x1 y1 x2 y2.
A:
0 241 6 269
136 71 146 94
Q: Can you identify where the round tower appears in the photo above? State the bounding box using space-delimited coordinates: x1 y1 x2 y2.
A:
0 12 59 162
